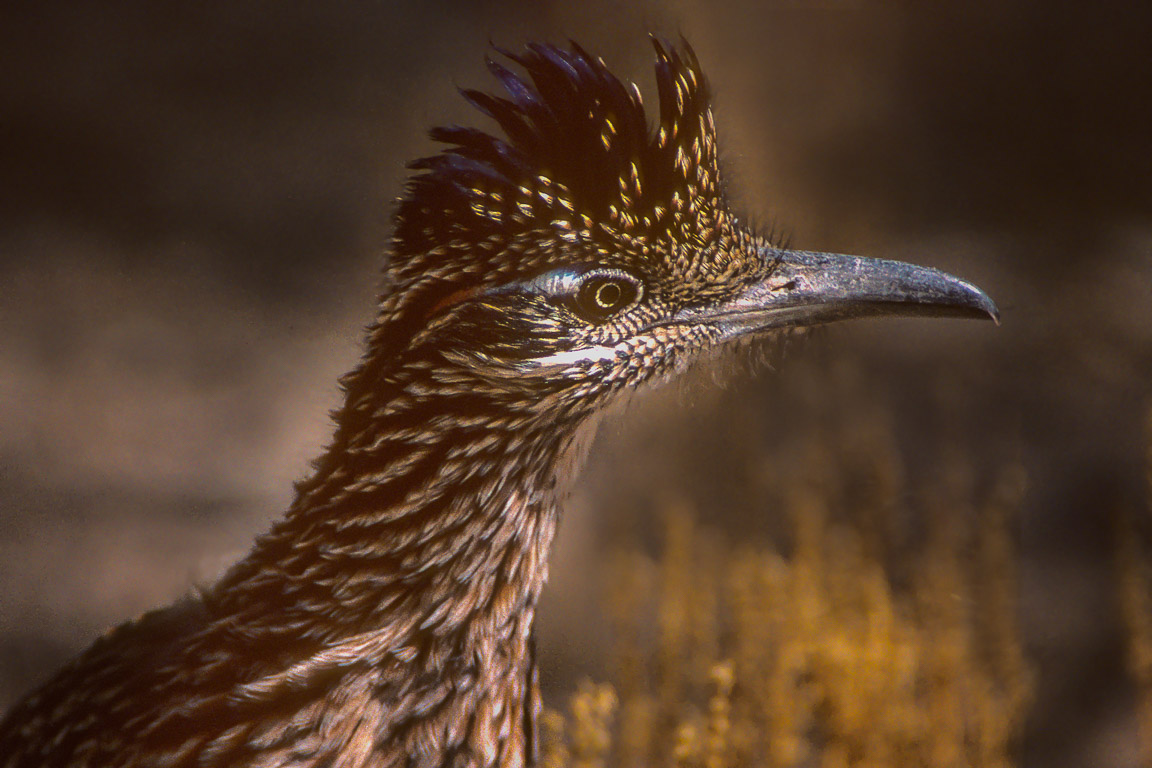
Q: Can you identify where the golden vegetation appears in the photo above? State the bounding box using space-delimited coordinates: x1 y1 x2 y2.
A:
544 406 1035 767
1117 404 1152 766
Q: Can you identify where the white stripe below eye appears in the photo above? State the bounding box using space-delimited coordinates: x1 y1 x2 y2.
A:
526 343 625 368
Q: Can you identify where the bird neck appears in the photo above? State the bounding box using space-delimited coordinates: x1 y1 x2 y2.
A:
191 346 593 766
211 347 583 671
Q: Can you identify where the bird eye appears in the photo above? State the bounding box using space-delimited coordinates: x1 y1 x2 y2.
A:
571 271 641 322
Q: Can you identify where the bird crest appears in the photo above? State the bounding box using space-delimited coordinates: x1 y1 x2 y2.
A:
385 38 746 323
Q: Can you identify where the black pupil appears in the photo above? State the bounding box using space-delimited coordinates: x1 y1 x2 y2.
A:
595 281 622 308
574 275 636 321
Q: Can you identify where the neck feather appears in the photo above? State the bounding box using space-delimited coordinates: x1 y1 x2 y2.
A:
217 347 580 641
200 348 588 766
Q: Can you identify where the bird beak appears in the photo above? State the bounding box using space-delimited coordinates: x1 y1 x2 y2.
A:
671 248 999 337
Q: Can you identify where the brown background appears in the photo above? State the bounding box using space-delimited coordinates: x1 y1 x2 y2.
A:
1 2 1150 767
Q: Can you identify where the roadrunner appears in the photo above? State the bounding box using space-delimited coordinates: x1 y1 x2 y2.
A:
0 38 997 768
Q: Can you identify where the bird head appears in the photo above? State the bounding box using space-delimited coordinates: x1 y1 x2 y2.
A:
367 38 996 421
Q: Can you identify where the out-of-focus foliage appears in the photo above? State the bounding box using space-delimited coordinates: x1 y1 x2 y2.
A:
544 411 1034 767
1117 405 1152 767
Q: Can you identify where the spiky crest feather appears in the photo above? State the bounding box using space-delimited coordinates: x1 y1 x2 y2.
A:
382 38 737 324
396 38 719 254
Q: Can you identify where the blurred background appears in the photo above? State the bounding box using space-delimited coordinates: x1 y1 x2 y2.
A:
1 1 1150 766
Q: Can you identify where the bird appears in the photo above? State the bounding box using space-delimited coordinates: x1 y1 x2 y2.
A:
0 37 997 768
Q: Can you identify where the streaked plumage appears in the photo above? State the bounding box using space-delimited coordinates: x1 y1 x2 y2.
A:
0 38 997 768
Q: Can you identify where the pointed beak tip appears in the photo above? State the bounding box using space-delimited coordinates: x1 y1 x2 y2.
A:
963 283 1001 326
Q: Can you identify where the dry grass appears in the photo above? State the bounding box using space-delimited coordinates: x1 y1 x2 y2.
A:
544 410 1035 768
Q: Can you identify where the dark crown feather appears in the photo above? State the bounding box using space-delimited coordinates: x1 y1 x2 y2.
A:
391 38 723 263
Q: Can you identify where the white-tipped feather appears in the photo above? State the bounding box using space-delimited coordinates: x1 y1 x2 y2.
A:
525 344 624 369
